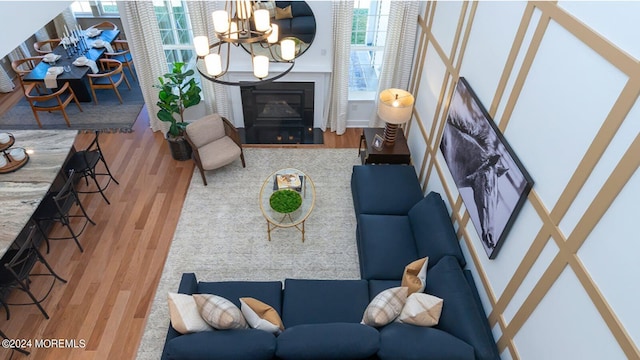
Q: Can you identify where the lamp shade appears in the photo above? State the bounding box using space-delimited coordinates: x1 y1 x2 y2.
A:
280 39 296 61
205 53 223 76
193 36 209 57
267 24 279 44
253 55 269 78
212 10 230 33
254 9 270 31
377 88 415 124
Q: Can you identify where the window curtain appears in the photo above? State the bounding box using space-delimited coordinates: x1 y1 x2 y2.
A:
322 0 354 135
2 43 34 93
186 1 231 119
54 6 78 38
0 70 14 93
369 1 420 128
118 1 170 134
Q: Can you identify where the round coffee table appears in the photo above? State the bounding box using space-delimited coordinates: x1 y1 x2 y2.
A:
259 168 316 242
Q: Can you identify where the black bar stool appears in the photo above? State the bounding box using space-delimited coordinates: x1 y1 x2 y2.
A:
64 131 119 204
0 225 67 320
33 169 95 253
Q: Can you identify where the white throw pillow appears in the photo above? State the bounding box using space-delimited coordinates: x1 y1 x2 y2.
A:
396 293 443 327
193 294 248 330
361 287 408 327
240 297 284 334
167 293 212 334
401 257 428 294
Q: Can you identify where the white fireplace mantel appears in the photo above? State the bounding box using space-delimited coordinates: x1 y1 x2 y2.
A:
227 69 331 129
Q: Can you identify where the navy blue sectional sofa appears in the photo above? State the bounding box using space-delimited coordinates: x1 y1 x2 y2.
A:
161 165 499 360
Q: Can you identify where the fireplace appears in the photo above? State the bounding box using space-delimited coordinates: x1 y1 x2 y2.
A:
240 82 323 144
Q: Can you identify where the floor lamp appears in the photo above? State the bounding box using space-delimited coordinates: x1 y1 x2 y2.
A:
377 88 415 144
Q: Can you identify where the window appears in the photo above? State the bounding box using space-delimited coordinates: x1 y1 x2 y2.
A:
349 0 391 95
153 0 196 71
71 1 119 16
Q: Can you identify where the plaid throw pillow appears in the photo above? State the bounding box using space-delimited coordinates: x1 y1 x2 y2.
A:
193 294 248 330
361 287 408 327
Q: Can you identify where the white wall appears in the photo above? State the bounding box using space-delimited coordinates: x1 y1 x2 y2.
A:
0 1 71 58
409 1 640 358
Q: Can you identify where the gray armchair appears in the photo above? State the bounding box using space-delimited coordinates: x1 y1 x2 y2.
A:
184 114 246 185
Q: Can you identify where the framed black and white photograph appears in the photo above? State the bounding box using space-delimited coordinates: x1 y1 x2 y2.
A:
440 77 533 259
372 134 384 151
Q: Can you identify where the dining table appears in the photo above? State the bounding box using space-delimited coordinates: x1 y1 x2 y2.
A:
22 29 120 102
0 130 77 256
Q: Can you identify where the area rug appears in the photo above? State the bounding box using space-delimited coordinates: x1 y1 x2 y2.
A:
0 72 143 132
136 148 361 359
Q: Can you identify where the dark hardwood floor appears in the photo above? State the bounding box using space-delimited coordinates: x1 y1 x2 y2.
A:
0 87 360 360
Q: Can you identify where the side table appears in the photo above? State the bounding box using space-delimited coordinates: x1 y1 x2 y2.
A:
359 128 411 165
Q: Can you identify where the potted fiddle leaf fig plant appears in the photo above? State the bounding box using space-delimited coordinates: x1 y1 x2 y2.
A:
156 62 202 161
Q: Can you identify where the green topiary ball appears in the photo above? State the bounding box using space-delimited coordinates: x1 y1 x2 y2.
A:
269 189 302 213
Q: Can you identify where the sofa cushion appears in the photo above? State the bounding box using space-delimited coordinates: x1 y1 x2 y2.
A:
282 279 369 327
396 293 443 327
408 192 466 268
351 165 423 215
197 281 283 315
357 214 418 280
167 293 212 334
401 257 428 294
164 329 276 360
362 286 408 327
276 323 379 360
240 297 284 334
426 256 500 360
193 294 248 330
378 322 475 360
368 280 401 301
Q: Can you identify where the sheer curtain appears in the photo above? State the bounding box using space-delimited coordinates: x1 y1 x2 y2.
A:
118 1 169 133
186 1 231 119
322 0 354 135
369 1 420 128
54 7 78 38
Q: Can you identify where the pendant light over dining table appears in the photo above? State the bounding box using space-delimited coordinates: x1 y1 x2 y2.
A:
194 0 297 86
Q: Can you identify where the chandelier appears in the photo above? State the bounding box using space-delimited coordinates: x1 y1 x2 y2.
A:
194 1 297 86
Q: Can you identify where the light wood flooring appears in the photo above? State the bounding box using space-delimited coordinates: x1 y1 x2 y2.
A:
0 86 360 360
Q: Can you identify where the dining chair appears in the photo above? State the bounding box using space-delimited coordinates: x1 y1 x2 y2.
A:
106 40 137 82
0 225 67 320
11 56 45 92
88 21 118 32
33 170 95 253
23 82 83 128
33 39 61 54
87 58 131 105
184 114 246 186
64 131 120 205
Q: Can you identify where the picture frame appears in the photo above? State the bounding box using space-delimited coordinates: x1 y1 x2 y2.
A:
439 77 534 259
372 134 384 151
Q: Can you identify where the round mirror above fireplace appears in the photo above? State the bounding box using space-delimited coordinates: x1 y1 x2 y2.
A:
241 0 316 60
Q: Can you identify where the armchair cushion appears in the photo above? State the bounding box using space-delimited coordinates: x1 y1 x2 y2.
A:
198 137 241 170
186 114 226 148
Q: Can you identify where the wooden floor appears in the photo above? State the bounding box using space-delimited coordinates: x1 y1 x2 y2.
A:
0 89 361 359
